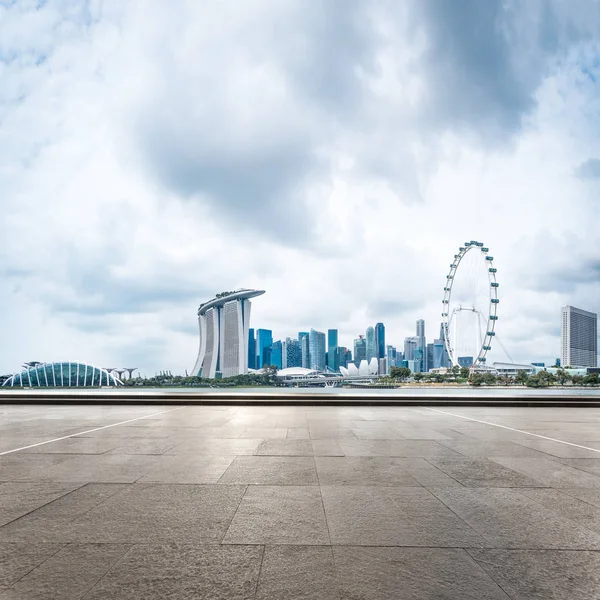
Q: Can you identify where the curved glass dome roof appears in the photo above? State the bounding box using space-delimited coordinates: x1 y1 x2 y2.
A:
2 362 123 387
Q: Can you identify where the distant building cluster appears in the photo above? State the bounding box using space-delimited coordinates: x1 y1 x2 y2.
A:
248 319 454 377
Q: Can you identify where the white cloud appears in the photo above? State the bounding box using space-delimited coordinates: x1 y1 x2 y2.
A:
1 0 599 374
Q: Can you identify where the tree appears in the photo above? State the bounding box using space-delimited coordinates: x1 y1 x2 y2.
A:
459 366 470 379
390 366 411 381
555 369 571 385
583 372 599 386
571 374 584 386
451 365 460 379
413 372 423 382
469 372 484 386
515 370 529 385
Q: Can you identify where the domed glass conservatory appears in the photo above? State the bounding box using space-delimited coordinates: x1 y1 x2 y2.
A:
2 362 123 387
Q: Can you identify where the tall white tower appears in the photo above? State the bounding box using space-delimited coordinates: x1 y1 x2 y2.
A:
192 289 265 378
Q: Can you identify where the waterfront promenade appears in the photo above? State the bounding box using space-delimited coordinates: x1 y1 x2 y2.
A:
2 402 600 598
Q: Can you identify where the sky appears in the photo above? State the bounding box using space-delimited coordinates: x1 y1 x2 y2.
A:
1 0 599 376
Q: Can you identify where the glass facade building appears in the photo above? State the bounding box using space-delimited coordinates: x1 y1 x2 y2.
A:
327 329 339 372
375 323 385 359
285 338 302 368
366 326 376 361
3 362 122 387
299 332 310 368
256 328 273 369
309 329 326 371
248 328 256 370
271 340 283 369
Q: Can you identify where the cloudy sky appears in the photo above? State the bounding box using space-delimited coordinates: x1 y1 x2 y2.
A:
1 0 599 375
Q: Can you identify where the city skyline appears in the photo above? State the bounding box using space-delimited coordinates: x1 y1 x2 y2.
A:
1 2 600 375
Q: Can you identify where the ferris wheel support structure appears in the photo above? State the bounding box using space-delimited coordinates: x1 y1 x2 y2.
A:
441 241 498 369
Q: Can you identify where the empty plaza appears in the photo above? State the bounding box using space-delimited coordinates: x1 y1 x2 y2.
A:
2 403 600 599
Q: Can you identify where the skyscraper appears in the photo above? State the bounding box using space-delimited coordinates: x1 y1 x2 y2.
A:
416 319 426 372
192 289 265 378
271 340 283 369
386 345 396 373
256 328 273 369
354 336 366 364
247 328 256 370
426 343 434 373
309 329 326 371
366 326 376 361
299 332 310 368
561 305 598 367
327 329 339 372
404 337 418 361
375 323 385 359
285 338 302 368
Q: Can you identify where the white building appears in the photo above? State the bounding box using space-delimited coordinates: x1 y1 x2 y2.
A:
561 305 598 368
192 289 265 378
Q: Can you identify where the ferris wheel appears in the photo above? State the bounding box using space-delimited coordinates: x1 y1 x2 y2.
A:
442 241 498 369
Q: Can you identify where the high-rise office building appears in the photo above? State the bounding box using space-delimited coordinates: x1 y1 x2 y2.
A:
354 336 366 364
345 348 353 366
561 305 598 367
366 326 376 361
386 345 396 373
375 323 385 359
299 332 310 368
416 319 426 372
426 343 434 373
309 329 326 371
433 339 445 369
192 289 265 378
271 340 283 369
404 337 418 361
336 346 348 370
327 329 339 372
247 328 256 370
285 338 302 368
256 328 273 369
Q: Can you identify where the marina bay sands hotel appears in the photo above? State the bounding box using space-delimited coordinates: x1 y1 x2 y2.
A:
191 289 265 378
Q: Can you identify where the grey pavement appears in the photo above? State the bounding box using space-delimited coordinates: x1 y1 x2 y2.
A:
1 405 600 598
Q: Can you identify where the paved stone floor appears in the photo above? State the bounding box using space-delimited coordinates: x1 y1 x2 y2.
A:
2 404 600 599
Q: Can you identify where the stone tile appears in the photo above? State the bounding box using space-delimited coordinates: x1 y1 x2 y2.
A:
223 486 330 545
431 488 600 549
30 455 163 484
512 438 600 458
254 440 314 456
0 543 130 599
218 456 318 485
84 544 263 600
428 457 544 487
321 486 486 547
350 428 402 440
105 439 180 455
491 457 600 488
0 455 76 482
395 457 463 487
20 438 121 455
138 455 235 484
25 483 129 519
561 488 600 507
334 547 510 600
0 543 63 588
311 441 344 456
468 549 600 600
337 440 461 458
256 546 339 600
552 458 600 476
438 439 550 459
516 488 600 533
239 428 287 439
315 457 420 486
0 484 247 544
0 482 83 527
286 428 310 439
165 438 263 455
